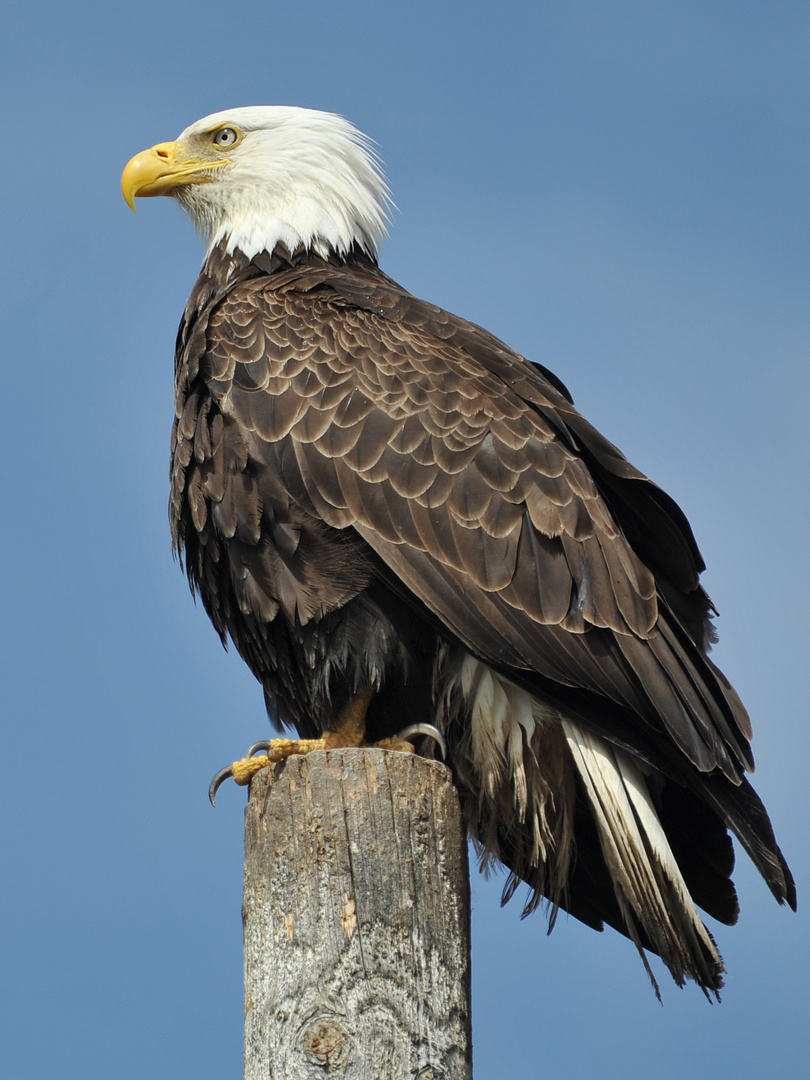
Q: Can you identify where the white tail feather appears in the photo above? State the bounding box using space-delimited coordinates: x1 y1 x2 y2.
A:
563 719 723 995
435 649 723 992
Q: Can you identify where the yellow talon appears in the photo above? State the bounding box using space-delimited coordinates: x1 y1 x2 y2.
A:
230 735 342 785
231 755 274 786
208 687 445 805
374 736 416 753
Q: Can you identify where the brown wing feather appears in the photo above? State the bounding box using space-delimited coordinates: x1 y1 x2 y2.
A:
184 255 754 784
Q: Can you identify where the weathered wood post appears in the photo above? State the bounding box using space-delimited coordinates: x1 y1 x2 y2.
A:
242 748 472 1079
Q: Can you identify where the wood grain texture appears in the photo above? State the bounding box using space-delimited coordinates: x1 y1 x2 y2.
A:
243 749 472 1079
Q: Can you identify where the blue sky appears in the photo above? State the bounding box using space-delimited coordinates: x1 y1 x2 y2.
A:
1 2 807 1077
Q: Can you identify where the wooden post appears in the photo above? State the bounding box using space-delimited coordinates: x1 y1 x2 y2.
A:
242 748 472 1079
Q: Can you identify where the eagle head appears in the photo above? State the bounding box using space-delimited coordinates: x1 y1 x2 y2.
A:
121 106 391 260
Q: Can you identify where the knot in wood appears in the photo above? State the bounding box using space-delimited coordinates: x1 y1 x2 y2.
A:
301 1015 350 1070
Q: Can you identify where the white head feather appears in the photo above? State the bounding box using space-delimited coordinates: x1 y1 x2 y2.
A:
173 106 392 261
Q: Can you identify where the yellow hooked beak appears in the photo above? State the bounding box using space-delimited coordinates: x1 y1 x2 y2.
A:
121 140 228 210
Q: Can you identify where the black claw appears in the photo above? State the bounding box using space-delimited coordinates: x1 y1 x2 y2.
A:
209 743 271 806
397 723 447 761
247 740 271 758
208 763 234 807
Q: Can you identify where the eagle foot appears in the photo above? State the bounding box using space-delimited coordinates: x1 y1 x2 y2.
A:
208 722 446 805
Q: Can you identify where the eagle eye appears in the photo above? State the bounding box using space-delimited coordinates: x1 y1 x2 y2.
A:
212 127 239 148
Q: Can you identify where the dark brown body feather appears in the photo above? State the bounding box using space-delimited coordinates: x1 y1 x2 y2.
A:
171 241 795 992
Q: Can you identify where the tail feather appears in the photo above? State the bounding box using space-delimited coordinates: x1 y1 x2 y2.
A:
563 719 725 997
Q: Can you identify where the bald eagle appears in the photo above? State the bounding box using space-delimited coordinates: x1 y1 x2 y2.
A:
122 106 794 996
